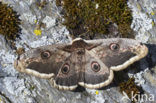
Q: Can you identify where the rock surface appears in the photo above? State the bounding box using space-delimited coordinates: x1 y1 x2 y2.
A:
0 0 156 103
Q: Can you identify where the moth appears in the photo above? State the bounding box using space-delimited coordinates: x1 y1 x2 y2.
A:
14 38 148 90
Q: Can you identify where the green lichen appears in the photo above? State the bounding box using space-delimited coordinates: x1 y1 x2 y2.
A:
0 2 21 40
56 0 133 38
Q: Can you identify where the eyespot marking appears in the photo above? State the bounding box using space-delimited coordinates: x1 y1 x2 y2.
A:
61 63 70 74
41 50 51 59
109 43 120 51
91 61 100 72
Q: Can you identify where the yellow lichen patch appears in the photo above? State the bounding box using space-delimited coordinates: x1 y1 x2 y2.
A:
34 29 42 36
151 12 155 16
56 0 133 39
0 2 21 40
95 90 99 95
34 20 38 24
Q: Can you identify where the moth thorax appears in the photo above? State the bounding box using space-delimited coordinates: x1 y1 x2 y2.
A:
72 39 88 48
76 48 85 55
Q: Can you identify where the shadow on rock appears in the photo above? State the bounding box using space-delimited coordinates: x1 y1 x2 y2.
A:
145 44 156 69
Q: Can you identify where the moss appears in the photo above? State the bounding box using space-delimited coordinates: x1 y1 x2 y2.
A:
56 0 62 6
56 0 133 39
0 2 21 40
119 78 143 102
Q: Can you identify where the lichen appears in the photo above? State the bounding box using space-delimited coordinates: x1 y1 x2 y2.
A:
56 0 133 39
95 90 99 95
34 29 42 36
0 2 21 40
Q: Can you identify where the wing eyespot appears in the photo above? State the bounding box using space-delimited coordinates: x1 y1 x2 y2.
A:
41 50 51 59
91 61 100 72
61 64 70 74
109 43 120 51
